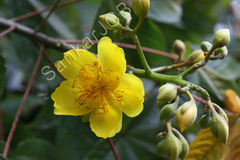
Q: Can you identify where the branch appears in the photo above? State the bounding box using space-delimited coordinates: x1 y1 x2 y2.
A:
0 17 70 52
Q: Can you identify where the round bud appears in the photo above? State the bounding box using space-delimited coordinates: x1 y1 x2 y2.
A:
185 50 205 65
214 46 228 58
173 39 185 56
212 29 230 49
172 128 189 160
118 11 132 26
160 96 179 121
212 103 228 123
132 0 150 19
201 41 212 52
156 131 166 142
224 89 240 114
199 109 211 129
176 100 198 132
164 132 182 160
99 13 122 30
157 84 179 102
210 112 229 144
112 30 124 41
156 139 165 156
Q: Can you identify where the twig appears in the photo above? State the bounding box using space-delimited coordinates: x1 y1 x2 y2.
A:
0 17 70 52
3 46 45 158
64 40 182 61
0 26 15 38
107 138 121 160
35 0 61 32
0 103 4 141
13 0 82 22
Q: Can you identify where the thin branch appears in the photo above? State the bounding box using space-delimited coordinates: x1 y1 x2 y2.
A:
64 40 183 61
0 26 15 38
107 138 121 160
0 103 4 141
13 0 82 22
35 0 61 32
3 46 45 158
0 17 70 52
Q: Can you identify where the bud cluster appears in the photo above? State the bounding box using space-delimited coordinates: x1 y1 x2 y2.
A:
199 104 229 144
156 128 189 160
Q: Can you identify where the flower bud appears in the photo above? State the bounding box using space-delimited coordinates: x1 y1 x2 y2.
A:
212 29 230 49
132 0 150 19
99 13 122 30
164 132 182 160
213 103 228 123
118 11 132 26
173 39 185 56
210 112 229 144
199 109 211 129
156 139 165 156
112 30 124 41
225 89 240 114
185 50 205 65
176 100 197 132
214 46 228 58
201 41 212 52
157 84 179 102
157 101 168 109
160 96 179 121
172 128 189 160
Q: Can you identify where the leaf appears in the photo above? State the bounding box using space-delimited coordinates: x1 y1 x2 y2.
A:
197 67 240 101
28 0 77 39
185 115 240 160
0 54 6 100
147 0 182 24
11 138 56 160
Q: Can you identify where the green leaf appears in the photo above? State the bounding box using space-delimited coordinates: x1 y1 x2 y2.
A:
147 0 182 24
197 67 240 101
0 54 6 100
11 138 56 160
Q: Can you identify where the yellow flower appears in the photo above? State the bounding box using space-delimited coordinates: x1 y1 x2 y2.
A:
51 37 145 138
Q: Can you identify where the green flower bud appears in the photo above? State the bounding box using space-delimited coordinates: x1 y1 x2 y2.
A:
157 101 168 109
214 46 228 58
213 103 228 123
176 100 197 132
132 0 150 19
173 39 185 56
118 11 132 26
212 29 230 49
156 139 165 156
123 31 131 38
172 128 189 160
157 84 179 102
185 50 205 65
199 109 211 129
160 96 179 121
112 30 124 41
99 13 122 30
164 132 182 160
201 41 212 52
210 112 229 144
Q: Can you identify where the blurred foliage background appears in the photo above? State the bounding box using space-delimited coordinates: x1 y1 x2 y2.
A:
0 0 240 159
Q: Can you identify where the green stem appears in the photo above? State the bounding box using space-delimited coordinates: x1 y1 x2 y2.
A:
166 121 172 133
152 62 187 73
130 33 152 75
206 99 217 114
185 90 193 100
133 18 144 33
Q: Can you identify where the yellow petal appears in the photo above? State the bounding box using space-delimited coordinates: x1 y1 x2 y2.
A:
51 80 93 115
117 73 144 117
56 49 97 80
89 104 122 138
97 37 126 78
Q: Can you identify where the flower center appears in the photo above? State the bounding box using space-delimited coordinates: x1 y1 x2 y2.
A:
71 61 124 114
